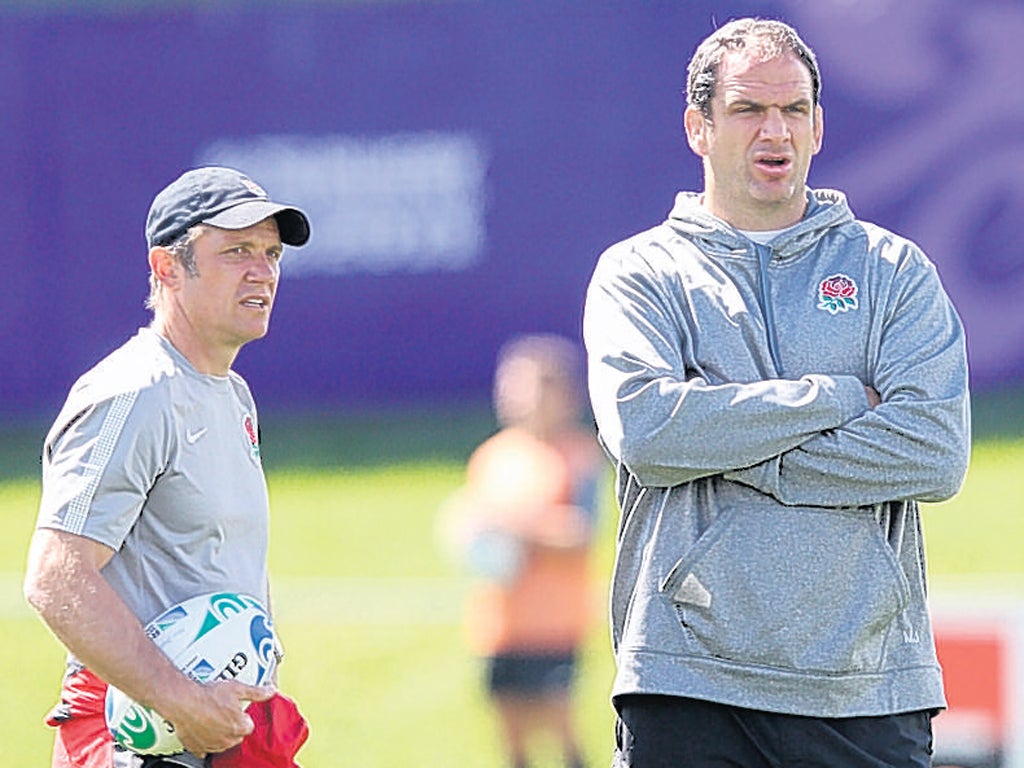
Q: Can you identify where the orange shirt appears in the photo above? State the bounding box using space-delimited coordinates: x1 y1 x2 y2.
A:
458 427 602 655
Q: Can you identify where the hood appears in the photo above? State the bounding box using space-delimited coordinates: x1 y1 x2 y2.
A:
665 188 855 260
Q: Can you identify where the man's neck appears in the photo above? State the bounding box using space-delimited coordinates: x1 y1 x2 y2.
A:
699 189 808 231
150 317 236 377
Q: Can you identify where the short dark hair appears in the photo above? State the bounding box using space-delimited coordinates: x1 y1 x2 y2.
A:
686 18 821 118
493 334 584 428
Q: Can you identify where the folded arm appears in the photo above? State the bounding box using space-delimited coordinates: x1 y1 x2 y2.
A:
583 250 871 488
724 260 970 506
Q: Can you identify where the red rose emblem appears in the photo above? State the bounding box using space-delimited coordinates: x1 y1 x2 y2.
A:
242 413 261 459
243 414 258 446
820 275 857 299
817 274 859 314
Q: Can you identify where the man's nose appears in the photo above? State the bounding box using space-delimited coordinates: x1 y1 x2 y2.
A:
759 107 789 140
248 254 279 281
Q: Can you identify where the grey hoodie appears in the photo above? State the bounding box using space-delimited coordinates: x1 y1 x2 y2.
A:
583 189 970 717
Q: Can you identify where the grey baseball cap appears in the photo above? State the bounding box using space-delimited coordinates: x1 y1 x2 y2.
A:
145 166 310 248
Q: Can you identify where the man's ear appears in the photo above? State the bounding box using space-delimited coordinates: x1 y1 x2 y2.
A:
148 247 181 292
684 105 710 157
812 103 824 156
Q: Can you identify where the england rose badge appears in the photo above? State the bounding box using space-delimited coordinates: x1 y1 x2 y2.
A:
817 274 858 314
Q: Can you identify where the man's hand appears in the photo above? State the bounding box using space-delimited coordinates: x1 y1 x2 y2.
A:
865 385 881 409
169 681 275 756
23 530 274 757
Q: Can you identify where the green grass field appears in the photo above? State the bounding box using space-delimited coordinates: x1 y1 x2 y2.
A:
1 403 1023 767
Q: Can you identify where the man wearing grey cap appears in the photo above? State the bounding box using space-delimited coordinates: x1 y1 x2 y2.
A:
24 167 311 767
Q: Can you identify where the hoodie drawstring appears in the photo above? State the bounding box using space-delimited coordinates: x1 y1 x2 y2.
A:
754 243 782 373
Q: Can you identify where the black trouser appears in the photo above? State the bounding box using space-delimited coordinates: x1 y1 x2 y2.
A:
613 694 934 768
113 747 209 768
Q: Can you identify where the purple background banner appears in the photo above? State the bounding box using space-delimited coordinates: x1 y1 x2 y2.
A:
1 0 1021 419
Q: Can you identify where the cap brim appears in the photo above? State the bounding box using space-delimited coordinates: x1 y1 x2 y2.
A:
204 200 310 246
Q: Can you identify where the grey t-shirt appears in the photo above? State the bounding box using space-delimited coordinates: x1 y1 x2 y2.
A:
37 327 270 626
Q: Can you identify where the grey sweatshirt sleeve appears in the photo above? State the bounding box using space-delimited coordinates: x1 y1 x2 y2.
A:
583 241 871 488
724 253 970 506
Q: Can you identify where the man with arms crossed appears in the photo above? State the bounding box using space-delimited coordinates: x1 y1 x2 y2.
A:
583 18 970 767
24 166 310 767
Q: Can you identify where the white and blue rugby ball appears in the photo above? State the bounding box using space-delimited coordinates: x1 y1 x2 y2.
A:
105 591 279 756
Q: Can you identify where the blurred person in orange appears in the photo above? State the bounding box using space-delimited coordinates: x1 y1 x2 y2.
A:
440 334 606 768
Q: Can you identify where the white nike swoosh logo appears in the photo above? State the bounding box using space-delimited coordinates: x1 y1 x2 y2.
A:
185 427 209 444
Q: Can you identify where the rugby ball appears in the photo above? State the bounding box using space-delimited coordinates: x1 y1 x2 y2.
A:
105 591 279 756
465 528 524 584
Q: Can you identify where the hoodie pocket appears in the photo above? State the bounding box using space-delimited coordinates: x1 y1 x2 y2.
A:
659 505 911 674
